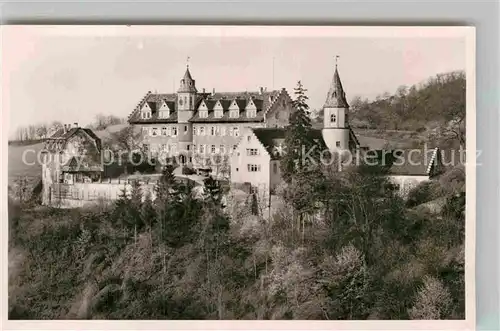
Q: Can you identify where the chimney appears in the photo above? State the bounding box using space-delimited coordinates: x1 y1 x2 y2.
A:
202 88 206 94
259 87 264 95
74 122 78 128
63 124 67 133
212 88 215 96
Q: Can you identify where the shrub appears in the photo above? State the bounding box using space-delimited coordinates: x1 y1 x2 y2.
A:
181 166 196 175
406 181 442 208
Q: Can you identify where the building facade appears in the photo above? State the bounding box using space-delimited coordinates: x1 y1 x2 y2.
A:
41 124 103 205
230 63 444 197
127 65 295 174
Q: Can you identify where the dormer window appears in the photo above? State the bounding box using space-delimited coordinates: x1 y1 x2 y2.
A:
229 100 240 118
159 102 170 118
330 114 337 123
214 100 224 118
246 99 257 118
199 110 209 118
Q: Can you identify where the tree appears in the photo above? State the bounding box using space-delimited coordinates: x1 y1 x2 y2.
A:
409 276 453 319
281 81 321 184
36 124 48 139
106 126 147 175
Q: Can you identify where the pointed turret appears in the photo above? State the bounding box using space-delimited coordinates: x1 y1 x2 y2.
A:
177 66 197 93
322 58 351 152
324 65 349 108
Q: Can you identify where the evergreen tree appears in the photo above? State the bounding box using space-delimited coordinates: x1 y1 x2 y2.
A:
203 176 224 208
141 191 156 230
281 81 323 184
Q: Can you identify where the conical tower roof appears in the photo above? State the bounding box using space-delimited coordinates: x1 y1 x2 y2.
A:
177 66 197 93
324 65 349 108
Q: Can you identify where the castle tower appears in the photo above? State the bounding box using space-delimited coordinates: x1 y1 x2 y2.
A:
322 60 350 152
177 60 197 163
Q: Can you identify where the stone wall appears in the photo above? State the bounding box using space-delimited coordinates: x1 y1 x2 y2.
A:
48 181 157 208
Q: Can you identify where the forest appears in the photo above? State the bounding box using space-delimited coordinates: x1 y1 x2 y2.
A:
8 77 466 320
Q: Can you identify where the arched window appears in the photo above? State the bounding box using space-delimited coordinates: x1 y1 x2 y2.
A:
330 114 337 123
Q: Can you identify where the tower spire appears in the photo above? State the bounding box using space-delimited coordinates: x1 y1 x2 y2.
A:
187 56 190 68
324 56 348 108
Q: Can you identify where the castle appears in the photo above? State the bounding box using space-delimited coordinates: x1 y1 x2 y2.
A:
41 60 443 207
127 64 295 171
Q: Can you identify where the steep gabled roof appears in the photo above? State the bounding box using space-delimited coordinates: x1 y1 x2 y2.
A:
364 148 442 176
252 127 326 160
45 127 102 152
128 92 179 124
128 89 288 124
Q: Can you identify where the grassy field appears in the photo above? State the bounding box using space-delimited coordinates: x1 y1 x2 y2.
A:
7 124 128 188
8 142 45 188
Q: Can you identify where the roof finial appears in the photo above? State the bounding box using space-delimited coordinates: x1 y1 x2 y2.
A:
187 56 190 68
335 55 339 68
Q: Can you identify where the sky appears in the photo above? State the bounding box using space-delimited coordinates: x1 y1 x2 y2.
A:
3 26 467 138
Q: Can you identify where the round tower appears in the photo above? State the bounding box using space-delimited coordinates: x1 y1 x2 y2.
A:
322 61 350 152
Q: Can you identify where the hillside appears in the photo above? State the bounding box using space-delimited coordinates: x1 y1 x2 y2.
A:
316 70 466 149
8 162 465 320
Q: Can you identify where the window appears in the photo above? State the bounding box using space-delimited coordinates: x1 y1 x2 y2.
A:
172 127 178 136
247 135 251 142
211 145 216 153
330 114 337 123
246 148 259 156
161 127 167 136
142 127 148 134
282 99 286 107
230 110 238 118
159 110 170 118
236 167 239 172
211 126 216 136
220 126 226 136
193 127 198 136
200 127 205 136
233 127 239 137
179 98 184 106
143 144 149 152
184 125 188 133
273 163 278 174
187 145 191 151
193 144 196 152
199 110 208 118
247 164 261 172
160 144 167 151
336 141 341 147
199 145 205 154
214 110 223 118
152 128 158 136
220 145 225 154
233 145 238 151
247 109 256 118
